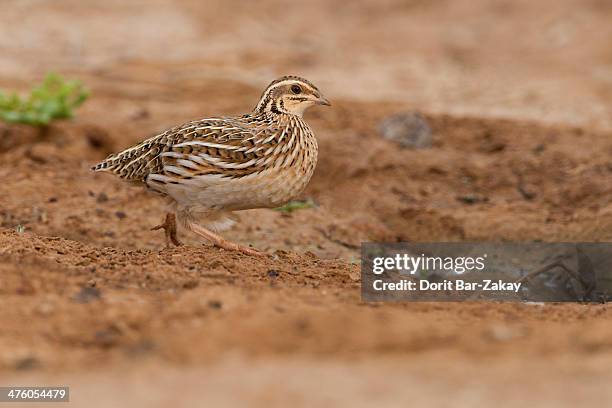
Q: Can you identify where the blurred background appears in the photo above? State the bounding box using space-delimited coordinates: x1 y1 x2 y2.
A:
1 0 611 128
1 1 612 407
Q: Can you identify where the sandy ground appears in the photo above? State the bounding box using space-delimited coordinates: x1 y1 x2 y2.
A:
1 0 612 406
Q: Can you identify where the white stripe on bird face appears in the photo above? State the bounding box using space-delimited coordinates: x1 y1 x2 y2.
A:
255 79 319 113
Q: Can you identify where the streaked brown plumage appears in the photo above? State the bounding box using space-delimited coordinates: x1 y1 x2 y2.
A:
92 76 330 255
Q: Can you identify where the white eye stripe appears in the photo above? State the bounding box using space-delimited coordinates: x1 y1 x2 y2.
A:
266 80 316 95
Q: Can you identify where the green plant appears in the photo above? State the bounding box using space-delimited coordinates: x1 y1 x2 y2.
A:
0 73 89 126
274 199 316 213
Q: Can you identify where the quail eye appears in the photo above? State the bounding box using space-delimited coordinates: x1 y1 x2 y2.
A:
291 85 302 94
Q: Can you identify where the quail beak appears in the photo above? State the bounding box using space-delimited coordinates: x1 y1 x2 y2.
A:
316 96 331 106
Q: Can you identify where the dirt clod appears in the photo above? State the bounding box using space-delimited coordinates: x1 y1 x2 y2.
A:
72 286 102 303
97 192 109 203
208 300 223 310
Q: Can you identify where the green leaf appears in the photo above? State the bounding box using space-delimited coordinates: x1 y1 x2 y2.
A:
274 199 317 213
0 72 89 126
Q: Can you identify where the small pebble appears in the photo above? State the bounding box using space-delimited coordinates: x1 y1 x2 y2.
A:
183 280 199 289
96 192 109 203
72 286 102 303
456 195 488 205
208 300 223 309
15 356 40 370
378 112 432 149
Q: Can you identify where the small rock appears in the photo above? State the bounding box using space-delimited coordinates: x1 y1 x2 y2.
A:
125 339 155 356
96 192 109 203
94 326 122 348
115 211 127 219
267 269 280 278
14 356 40 370
378 112 432 149
456 194 488 205
85 125 113 151
483 142 506 153
208 300 223 309
517 185 536 201
73 286 102 303
183 280 199 289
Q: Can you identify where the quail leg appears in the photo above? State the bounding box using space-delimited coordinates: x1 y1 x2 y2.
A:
186 221 263 256
152 213 182 247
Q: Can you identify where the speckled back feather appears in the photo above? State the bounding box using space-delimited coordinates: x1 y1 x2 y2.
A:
92 113 313 182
